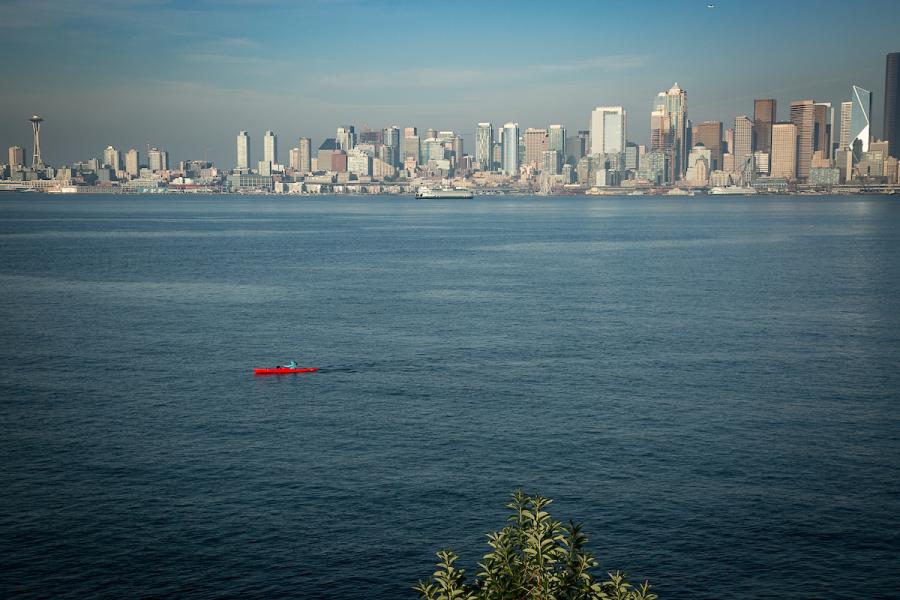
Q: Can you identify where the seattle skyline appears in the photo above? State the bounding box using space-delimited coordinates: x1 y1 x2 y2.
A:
1 0 899 167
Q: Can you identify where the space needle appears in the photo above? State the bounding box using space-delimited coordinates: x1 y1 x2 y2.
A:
29 114 44 168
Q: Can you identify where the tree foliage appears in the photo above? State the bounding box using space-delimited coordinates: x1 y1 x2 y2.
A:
414 491 656 600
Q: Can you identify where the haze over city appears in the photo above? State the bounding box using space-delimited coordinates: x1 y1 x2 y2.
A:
2 0 899 167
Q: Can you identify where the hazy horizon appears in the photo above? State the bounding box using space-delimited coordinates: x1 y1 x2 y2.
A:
1 0 898 168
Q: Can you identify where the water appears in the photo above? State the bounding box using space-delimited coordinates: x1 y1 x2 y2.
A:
1 194 898 599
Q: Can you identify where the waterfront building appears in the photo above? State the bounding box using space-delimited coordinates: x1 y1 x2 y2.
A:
298 137 312 174
492 142 502 170
576 155 593 185
258 160 272 176
524 128 548 167
650 84 687 181
263 130 277 165
753 99 776 154
103 146 120 170
331 151 348 173
847 85 872 161
693 121 723 170
733 116 753 173
236 131 250 170
590 106 626 155
770 122 798 179
885 52 900 158
542 150 560 175
125 148 139 177
475 123 493 170
8 146 25 169
502 122 520 176
148 147 168 172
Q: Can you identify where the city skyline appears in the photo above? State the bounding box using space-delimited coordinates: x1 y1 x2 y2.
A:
1 0 899 167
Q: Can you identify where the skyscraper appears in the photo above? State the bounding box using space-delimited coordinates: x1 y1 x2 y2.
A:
590 106 626 155
733 116 754 171
125 148 139 177
383 126 400 167
753 99 776 154
885 52 900 159
840 102 853 150
475 123 493 170
847 85 872 160
547 125 566 173
148 147 168 172
263 130 277 165
524 128 548 167
501 122 519 176
336 126 355 151
771 122 798 179
789 100 816 180
103 145 120 170
236 131 250 170
814 102 833 159
8 146 24 169
650 84 687 181
692 121 723 170
298 137 312 173
289 147 300 171
402 127 419 166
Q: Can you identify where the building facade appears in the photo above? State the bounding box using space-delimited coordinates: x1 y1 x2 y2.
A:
502 122 520 176
237 131 250 170
770 122 798 179
789 100 816 180
263 130 277 165
753 99 776 154
885 52 900 159
590 106 626 156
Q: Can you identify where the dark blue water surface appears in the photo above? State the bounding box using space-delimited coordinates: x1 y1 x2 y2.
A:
1 195 899 599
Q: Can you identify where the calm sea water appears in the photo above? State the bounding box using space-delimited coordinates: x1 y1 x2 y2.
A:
1 194 899 599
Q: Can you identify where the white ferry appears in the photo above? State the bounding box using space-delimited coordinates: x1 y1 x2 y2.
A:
415 186 474 199
709 186 758 195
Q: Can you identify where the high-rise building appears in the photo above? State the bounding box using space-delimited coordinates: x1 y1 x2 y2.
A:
847 85 872 161
298 137 312 174
524 128 548 167
547 125 565 173
692 121 723 170
885 52 900 159
8 146 25 169
103 146 120 170
317 138 338 171
475 123 493 170
148 147 168 172
336 126 355 151
771 122 798 179
263 130 277 165
289 147 300 171
125 148 140 177
402 134 419 166
789 100 816 180
753 99 776 154
590 106 626 156
382 126 400 167
814 102 834 159
840 102 853 151
451 135 463 167
236 131 250 170
650 84 687 181
502 122 520 176
733 116 753 172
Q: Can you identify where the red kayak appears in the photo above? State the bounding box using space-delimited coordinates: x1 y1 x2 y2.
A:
254 367 319 375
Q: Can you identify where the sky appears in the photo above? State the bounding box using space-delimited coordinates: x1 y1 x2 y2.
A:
1 0 899 168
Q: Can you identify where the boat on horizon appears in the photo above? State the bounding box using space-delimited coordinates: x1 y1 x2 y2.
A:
415 186 474 199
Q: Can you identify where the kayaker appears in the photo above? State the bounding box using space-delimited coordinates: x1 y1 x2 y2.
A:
285 360 298 369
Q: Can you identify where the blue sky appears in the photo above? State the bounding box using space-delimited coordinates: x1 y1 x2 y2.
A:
1 0 898 167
